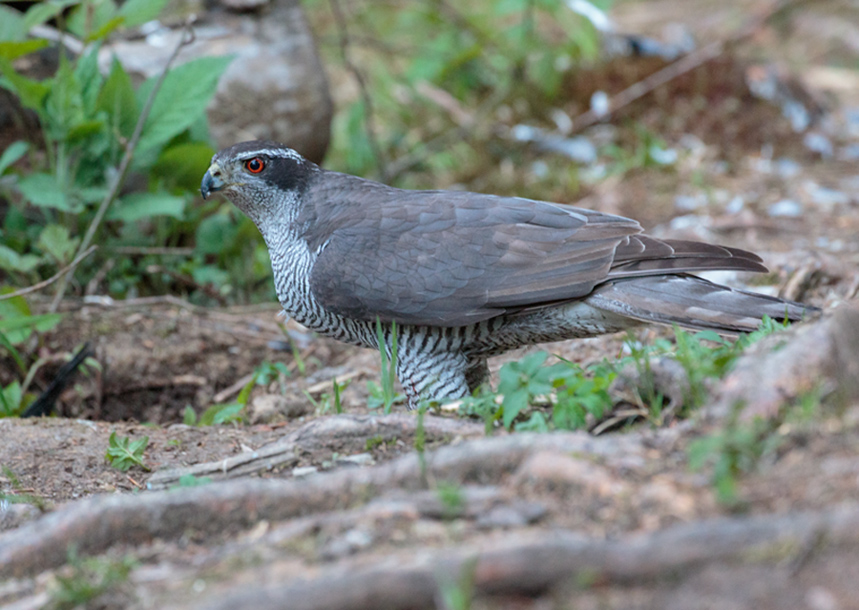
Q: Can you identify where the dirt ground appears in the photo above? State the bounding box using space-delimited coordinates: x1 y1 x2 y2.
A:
3 1 859 608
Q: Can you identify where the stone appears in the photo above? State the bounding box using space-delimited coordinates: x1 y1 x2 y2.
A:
101 0 332 163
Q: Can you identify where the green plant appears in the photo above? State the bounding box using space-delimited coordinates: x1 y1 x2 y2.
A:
185 361 290 425
436 481 464 519
437 557 478 610
105 431 149 471
305 0 605 189
0 465 47 511
367 318 404 412
459 351 615 432
0 1 241 303
689 388 823 504
48 547 136 610
170 473 213 489
305 377 351 414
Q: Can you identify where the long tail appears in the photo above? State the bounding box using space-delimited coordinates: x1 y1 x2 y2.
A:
587 274 819 334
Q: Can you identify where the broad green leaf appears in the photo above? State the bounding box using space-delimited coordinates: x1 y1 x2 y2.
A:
108 192 186 222
97 57 138 139
0 40 50 60
23 0 80 31
67 117 105 143
17 172 71 211
75 43 103 112
212 403 243 424
44 55 86 142
37 224 80 265
152 142 215 191
134 55 234 169
118 0 169 26
195 212 238 255
85 15 124 42
0 314 63 343
0 140 28 174
1 381 22 415
0 58 50 110
0 5 25 41
67 0 119 39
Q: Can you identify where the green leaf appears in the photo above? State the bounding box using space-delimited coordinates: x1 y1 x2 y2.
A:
195 212 238 255
0 313 63 345
105 431 150 471
0 244 41 275
108 192 186 222
0 141 28 175
0 381 22 416
182 405 198 425
23 0 80 31
17 172 72 211
0 40 50 60
501 387 529 429
37 224 80 265
0 5 26 41
0 58 50 110
44 55 86 142
118 0 169 26
134 55 234 169
152 142 215 191
97 57 138 139
212 403 244 424
67 0 119 40
75 43 103 112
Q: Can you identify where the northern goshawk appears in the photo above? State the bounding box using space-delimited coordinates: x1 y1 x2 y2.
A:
201 140 817 408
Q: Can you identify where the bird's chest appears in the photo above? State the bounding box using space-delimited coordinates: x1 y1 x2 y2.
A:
266 236 376 347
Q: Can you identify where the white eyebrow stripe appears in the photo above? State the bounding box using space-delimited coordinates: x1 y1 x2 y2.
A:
235 148 303 162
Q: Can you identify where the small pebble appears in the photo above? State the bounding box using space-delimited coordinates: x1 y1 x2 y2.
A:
804 132 834 157
767 199 803 218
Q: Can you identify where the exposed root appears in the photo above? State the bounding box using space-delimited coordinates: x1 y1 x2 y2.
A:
185 504 859 610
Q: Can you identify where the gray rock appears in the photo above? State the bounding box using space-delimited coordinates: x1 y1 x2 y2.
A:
101 0 332 163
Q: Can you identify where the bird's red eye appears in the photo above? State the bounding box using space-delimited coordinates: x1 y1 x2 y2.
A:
245 157 265 174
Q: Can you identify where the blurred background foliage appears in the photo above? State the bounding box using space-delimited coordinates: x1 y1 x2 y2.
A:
0 0 636 315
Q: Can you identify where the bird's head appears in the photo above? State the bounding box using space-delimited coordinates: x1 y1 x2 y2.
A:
201 140 318 225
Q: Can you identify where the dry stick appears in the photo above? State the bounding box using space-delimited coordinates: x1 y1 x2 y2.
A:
569 0 814 133
49 22 197 313
0 245 97 302
328 0 388 181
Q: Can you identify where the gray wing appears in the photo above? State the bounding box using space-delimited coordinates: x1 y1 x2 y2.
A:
303 174 767 327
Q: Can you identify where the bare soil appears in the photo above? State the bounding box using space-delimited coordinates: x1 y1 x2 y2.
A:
3 1 859 608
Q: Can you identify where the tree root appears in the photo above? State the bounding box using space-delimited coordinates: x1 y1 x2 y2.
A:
0 423 640 579
185 503 859 610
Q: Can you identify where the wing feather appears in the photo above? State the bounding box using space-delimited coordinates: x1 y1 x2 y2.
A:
303 172 767 327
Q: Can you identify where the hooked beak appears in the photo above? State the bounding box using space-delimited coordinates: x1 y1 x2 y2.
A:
200 164 225 199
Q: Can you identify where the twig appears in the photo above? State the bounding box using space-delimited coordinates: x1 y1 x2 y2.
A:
49 21 197 312
107 246 195 256
328 0 388 181
569 0 815 133
0 246 97 302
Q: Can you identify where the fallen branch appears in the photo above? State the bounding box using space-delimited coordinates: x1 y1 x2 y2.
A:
0 426 640 579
